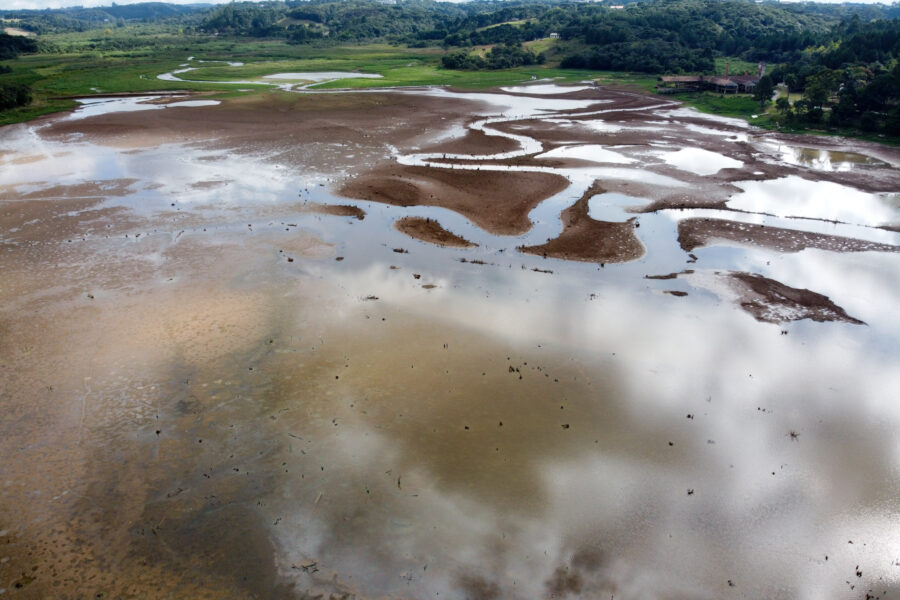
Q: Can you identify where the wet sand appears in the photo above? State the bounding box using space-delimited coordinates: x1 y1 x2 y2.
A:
1 82 900 600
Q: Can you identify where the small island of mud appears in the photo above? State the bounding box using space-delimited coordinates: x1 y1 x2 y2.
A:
339 164 569 236
301 202 366 220
678 218 900 254
726 271 864 324
518 181 645 263
395 216 477 248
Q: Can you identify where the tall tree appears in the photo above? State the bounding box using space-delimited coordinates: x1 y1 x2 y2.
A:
753 74 774 106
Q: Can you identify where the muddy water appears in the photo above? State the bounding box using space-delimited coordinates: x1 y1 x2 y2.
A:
1 86 899 600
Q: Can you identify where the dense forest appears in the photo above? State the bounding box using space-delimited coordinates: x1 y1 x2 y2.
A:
1 0 899 134
555 0 838 73
0 34 39 110
0 33 39 60
442 41 544 69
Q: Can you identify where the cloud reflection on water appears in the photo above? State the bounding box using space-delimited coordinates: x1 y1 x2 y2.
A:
0 86 898 600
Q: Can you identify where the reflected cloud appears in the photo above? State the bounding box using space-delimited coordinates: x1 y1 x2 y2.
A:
660 147 743 175
729 176 896 227
1 84 898 600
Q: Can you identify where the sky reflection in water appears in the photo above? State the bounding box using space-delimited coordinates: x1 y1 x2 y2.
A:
1 88 899 600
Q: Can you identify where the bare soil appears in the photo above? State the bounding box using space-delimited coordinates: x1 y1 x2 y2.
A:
419 127 521 156
40 92 492 172
394 216 477 248
301 202 366 220
339 164 569 236
726 271 865 324
678 218 900 254
519 181 645 263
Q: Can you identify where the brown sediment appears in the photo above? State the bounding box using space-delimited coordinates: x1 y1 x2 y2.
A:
301 202 366 220
518 181 645 263
664 290 688 297
677 218 900 254
725 272 864 325
639 192 732 213
339 164 569 236
39 91 494 171
394 216 477 248
0 197 140 246
419 127 520 156
645 270 695 280
430 152 597 171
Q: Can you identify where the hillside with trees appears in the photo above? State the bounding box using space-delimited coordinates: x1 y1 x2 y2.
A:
768 16 900 134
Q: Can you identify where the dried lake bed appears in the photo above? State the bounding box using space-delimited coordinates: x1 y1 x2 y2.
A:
1 82 899 600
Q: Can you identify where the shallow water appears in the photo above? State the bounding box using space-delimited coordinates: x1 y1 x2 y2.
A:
499 84 593 95
165 99 222 108
1 85 899 600
727 176 897 228
262 72 383 82
158 63 384 90
777 145 891 171
660 146 744 175
536 144 637 164
64 96 164 120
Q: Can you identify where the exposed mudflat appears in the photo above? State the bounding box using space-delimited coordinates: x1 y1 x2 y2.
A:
1 81 899 600
677 217 900 254
395 216 477 248
727 271 865 324
301 202 367 220
519 181 644 263
340 164 570 235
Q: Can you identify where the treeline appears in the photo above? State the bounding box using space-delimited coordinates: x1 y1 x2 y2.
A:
0 3 208 34
202 1 290 37
5 0 896 57
434 0 853 74
0 33 39 60
0 81 32 111
441 42 544 70
200 0 468 42
553 0 842 74
561 41 713 74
